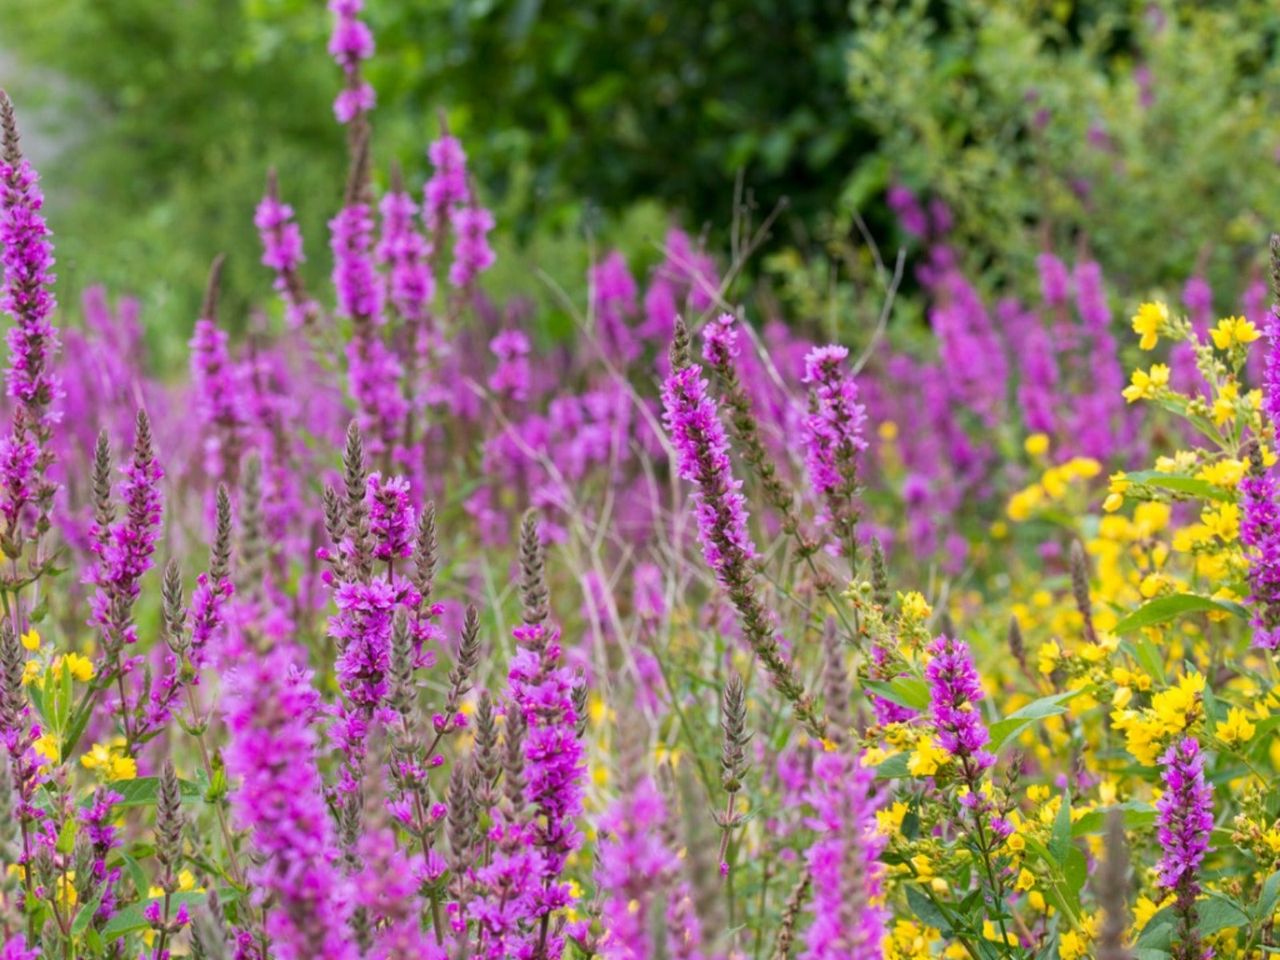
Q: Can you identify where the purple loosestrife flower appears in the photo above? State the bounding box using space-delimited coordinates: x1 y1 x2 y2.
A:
255 175 317 328
449 205 496 289
377 187 433 324
367 472 414 561
488 330 532 403
423 135 470 236
590 251 640 366
1239 454 1280 650
1036 252 1071 308
663 355 755 576
466 821 548 958
82 786 124 923
508 620 584 903
331 199 384 325
88 413 164 721
355 828 445 960
0 94 61 547
800 750 887 960
328 0 375 125
1156 737 1214 960
189 309 246 482
886 184 928 239
1263 240 1280 430
802 345 867 557
330 576 404 790
0 938 37 960
596 776 705 960
925 634 994 771
333 197 409 457
929 266 1007 427
662 324 824 738
1017 316 1060 436
224 644 356 960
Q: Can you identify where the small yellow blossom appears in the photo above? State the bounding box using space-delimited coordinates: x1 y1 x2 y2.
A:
1132 301 1168 350
1210 315 1260 350
1122 364 1170 403
81 742 138 782
1024 433 1050 457
876 801 909 836
51 652 94 683
19 629 40 651
1211 381 1240 427
1216 707 1256 746
898 591 932 622
908 738 949 777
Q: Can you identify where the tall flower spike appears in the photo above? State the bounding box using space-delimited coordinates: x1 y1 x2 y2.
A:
800 748 887 960
0 91 61 551
507 612 585 934
596 775 703 960
925 634 994 770
716 673 750 874
1156 737 1213 960
224 645 355 960
1240 443 1280 650
189 255 246 483
801 344 867 560
256 169 318 328
88 410 164 731
702 313 812 554
662 317 825 739
1070 540 1097 646
328 0 375 130
519 510 550 626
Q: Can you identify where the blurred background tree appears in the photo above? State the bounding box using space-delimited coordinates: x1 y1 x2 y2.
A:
4 0 1280 356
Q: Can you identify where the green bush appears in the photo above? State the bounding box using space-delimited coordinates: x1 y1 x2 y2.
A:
845 0 1280 300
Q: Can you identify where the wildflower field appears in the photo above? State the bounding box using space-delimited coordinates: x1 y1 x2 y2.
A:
4 3 1280 959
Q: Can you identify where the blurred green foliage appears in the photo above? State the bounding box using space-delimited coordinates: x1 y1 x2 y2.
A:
844 0 1280 300
6 0 1280 356
3 0 857 350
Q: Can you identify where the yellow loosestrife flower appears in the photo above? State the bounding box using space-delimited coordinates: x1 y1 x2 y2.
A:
1122 364 1170 403
1132 301 1168 350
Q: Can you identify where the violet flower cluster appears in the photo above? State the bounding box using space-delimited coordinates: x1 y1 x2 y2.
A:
802 344 867 556
925 634 995 772
224 644 357 960
595 775 705 960
0 93 60 546
1156 737 1214 960
800 750 887 960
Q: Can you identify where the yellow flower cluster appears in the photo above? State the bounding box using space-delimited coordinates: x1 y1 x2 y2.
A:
1006 457 1102 522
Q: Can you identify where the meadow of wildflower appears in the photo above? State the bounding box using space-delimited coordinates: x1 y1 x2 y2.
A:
2 3 1280 960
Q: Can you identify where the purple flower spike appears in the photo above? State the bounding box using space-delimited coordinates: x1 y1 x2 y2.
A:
925 634 994 770
224 645 356 960
801 344 867 556
1156 737 1214 960
801 750 887 960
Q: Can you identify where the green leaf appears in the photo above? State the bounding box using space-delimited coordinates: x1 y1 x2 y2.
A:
1113 594 1246 634
1256 871 1280 922
873 753 909 780
101 889 239 939
56 818 77 855
1049 791 1071 865
1070 803 1156 837
863 678 930 712
1124 470 1232 502
1064 846 1088 897
989 689 1083 750
70 885 107 937
1198 892 1249 935
89 776 205 809
905 885 951 935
